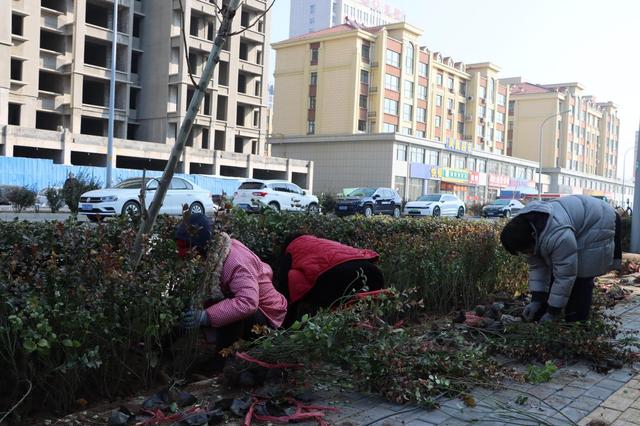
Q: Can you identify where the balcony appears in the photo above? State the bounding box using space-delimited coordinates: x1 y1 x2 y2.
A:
241 28 265 44
37 92 71 112
238 60 263 75
40 51 72 73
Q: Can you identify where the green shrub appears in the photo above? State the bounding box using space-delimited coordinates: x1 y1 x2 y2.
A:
0 185 20 205
221 210 527 312
0 217 206 416
6 186 37 213
45 187 65 213
62 172 101 214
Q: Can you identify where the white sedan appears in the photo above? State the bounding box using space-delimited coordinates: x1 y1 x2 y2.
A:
79 177 216 221
403 194 466 218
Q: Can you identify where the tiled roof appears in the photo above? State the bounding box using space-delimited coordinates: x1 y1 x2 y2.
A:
284 24 357 42
509 82 552 95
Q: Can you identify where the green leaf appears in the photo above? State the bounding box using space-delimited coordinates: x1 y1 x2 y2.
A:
37 339 50 349
62 339 74 347
23 339 37 353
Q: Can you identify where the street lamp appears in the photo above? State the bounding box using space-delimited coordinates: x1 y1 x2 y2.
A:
538 109 572 200
622 146 636 208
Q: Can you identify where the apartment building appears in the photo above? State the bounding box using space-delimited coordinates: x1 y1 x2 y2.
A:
505 79 620 196
1 0 312 188
271 21 508 154
289 0 404 37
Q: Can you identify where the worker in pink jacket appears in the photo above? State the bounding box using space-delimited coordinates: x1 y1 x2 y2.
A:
176 213 287 350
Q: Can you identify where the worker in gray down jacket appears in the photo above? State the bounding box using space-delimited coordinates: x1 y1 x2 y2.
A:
500 195 621 323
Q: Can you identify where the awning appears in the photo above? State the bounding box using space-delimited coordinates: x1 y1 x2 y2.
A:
500 186 538 195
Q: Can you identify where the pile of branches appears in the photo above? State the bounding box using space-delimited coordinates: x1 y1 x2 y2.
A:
240 288 637 408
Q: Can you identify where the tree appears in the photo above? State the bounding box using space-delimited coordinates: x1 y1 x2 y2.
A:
131 0 273 266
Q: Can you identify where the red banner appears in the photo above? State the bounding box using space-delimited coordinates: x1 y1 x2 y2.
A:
469 172 480 185
488 174 510 188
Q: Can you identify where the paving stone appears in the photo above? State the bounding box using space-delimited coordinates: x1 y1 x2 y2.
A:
616 407 640 425
569 395 603 412
416 409 452 424
378 402 415 412
543 394 574 410
583 384 617 400
439 419 470 426
599 377 630 391
551 406 588 423
403 420 437 426
554 385 586 399
524 384 557 400
607 368 635 383
570 374 603 389
601 394 636 411
579 407 622 426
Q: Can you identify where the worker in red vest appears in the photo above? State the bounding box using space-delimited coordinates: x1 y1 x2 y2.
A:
276 234 384 327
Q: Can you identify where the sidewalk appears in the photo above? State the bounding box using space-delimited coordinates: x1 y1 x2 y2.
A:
313 292 640 425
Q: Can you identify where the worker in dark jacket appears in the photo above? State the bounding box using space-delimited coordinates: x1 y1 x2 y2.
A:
277 234 384 327
500 195 621 323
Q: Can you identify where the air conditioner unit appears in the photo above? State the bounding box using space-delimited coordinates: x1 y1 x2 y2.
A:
447 108 453 115
367 111 377 117
479 117 485 123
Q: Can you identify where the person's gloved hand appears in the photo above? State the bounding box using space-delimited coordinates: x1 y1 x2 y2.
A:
539 311 561 323
180 309 209 330
522 301 544 322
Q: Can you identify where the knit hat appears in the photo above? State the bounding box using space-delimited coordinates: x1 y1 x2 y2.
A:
175 213 213 256
500 215 536 255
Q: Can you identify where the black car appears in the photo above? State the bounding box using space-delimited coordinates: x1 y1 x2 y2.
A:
482 199 525 218
335 187 402 218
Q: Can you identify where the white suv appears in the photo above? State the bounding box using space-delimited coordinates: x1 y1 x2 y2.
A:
233 180 320 213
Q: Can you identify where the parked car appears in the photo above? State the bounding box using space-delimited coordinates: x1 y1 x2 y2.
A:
79 177 216 221
232 180 319 213
403 194 465 218
482 199 525 218
335 187 402 218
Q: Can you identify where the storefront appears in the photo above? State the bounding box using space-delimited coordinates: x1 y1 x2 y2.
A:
488 173 510 201
432 167 470 200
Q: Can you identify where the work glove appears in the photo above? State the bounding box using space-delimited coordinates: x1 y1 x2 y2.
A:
180 308 209 330
539 311 561 323
522 301 544 322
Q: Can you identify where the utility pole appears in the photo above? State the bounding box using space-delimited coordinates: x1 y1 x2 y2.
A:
631 122 640 252
131 0 243 266
106 0 118 188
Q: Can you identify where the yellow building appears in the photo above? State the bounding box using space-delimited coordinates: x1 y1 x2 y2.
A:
505 79 619 184
271 21 508 154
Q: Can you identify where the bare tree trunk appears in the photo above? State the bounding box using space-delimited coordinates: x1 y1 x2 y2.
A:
130 0 242 267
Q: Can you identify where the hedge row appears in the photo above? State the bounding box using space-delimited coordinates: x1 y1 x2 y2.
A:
222 210 528 312
0 212 526 418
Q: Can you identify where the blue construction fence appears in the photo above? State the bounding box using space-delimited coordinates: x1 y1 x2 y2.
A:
0 157 242 196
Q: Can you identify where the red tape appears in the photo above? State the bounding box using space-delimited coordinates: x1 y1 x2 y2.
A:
236 351 303 369
244 397 338 425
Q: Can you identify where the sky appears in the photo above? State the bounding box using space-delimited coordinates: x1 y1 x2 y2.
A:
268 0 640 179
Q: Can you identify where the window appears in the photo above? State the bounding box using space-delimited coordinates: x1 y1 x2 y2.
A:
416 130 425 138
479 86 487 99
459 81 467 96
447 77 454 90
310 72 317 85
457 121 464 134
404 80 414 98
478 105 486 118
359 94 368 109
405 43 414 73
12 14 24 36
384 74 399 91
384 123 397 133
395 143 407 160
409 146 424 163
8 103 21 125
358 120 367 131
309 4 315 13
383 98 398 115
10 59 22 81
446 118 452 130
417 107 426 122
435 95 442 107
310 47 319 65
403 104 413 121
417 85 427 100
401 127 412 135
497 93 506 106
361 43 370 62
436 73 443 86
309 96 316 109
307 121 315 134
496 111 505 124
426 149 438 165
447 98 454 111
488 78 495 102
360 69 369 84
508 100 515 114
385 49 400 67
487 109 494 122
435 116 442 128
458 102 465 114
496 130 504 142
419 62 427 77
